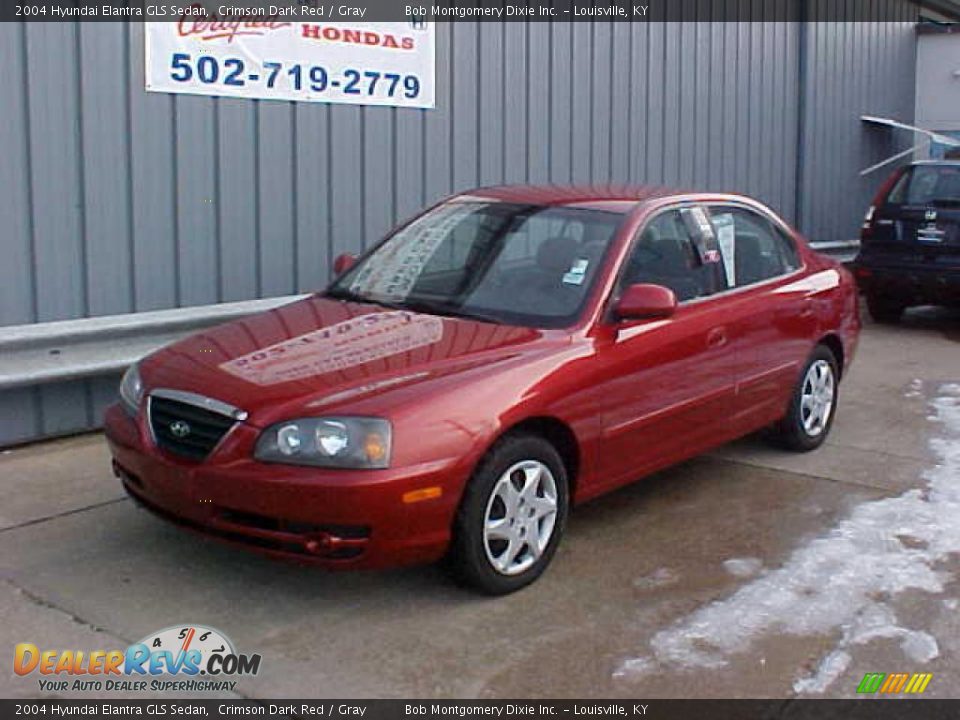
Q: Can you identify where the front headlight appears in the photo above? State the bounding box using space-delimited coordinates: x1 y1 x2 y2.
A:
255 417 392 469
119 363 144 416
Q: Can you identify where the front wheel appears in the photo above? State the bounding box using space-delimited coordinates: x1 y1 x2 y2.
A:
770 345 840 452
447 434 569 595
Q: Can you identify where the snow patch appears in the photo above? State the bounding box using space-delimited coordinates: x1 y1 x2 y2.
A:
615 383 960 693
793 650 851 695
722 557 763 578
633 567 679 590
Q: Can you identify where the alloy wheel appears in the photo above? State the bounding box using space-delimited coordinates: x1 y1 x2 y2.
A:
482 460 559 576
800 359 835 437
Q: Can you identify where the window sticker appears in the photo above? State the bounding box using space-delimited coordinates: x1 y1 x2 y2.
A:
562 258 590 285
680 206 720 265
349 202 476 299
712 213 737 286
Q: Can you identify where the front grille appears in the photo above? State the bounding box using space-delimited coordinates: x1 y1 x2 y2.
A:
149 395 236 461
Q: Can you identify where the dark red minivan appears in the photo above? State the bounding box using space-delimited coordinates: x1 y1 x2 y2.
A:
105 185 860 594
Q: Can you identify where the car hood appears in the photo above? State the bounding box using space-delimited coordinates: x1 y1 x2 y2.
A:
140 295 561 426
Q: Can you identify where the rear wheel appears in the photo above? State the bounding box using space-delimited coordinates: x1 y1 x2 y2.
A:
447 434 569 595
866 292 905 324
770 345 839 452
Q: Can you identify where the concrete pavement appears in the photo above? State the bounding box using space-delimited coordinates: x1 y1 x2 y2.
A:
2 304 958 699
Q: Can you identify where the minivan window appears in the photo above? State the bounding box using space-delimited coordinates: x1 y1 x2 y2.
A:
327 201 625 328
887 165 960 206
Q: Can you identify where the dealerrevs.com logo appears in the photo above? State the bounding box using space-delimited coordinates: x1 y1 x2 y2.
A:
14 624 261 693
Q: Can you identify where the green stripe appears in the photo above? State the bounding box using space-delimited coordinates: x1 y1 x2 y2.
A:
857 673 885 693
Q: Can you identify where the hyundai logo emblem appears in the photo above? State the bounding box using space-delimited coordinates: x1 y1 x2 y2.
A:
169 420 191 438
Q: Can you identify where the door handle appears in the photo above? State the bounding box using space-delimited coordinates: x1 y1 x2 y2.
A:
799 298 815 319
706 327 727 349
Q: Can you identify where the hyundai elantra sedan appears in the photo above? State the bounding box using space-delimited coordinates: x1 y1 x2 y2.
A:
105 185 860 594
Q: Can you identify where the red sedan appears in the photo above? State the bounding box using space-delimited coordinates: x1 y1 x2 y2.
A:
105 185 860 594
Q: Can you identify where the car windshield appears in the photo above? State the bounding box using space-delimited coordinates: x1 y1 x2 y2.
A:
326 201 626 327
889 165 960 206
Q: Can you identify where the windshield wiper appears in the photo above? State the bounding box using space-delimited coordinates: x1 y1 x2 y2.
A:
325 290 504 324
324 287 371 303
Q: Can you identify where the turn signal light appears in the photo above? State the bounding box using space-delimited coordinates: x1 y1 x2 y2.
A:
364 432 388 463
402 486 443 504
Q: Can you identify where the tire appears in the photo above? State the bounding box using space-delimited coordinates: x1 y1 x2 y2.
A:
447 434 569 595
866 292 905 324
770 345 840 453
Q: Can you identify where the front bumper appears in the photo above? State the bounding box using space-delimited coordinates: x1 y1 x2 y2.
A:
104 404 463 570
853 253 960 306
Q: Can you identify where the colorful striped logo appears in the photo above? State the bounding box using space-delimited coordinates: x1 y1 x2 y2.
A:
857 672 933 694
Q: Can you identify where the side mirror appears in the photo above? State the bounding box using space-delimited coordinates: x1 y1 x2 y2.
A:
333 253 357 275
615 283 677 321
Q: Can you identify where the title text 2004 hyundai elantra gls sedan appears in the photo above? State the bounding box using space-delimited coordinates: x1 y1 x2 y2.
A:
105 185 860 594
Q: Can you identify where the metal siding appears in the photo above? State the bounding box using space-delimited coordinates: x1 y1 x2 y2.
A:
257 102 297 296
294 103 331 292
0 13 924 445
799 2 919 241
128 22 177 312
505 22 528 183
80 23 134 318
0 23 35 328
217 99 259 301
527 23 550 184
26 23 86 323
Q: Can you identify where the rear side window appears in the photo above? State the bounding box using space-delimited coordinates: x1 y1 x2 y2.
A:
707 207 800 288
621 209 725 302
887 165 960 205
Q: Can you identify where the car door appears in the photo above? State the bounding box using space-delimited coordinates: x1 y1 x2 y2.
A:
705 205 814 431
588 207 739 493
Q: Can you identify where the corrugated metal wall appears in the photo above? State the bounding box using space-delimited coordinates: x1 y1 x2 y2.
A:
0 9 919 444
799 2 920 242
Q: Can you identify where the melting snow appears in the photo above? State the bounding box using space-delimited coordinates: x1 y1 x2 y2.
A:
722 557 764 578
633 567 679 590
615 382 960 694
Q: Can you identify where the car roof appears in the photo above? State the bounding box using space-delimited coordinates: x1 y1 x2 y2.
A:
455 184 696 211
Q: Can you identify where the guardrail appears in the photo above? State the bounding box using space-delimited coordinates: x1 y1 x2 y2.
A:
810 239 860 264
0 294 308 392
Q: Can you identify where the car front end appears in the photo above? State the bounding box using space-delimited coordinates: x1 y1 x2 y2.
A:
105 365 469 569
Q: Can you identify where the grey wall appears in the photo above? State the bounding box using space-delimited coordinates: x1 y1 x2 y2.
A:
0 10 920 444
799 2 920 243
916 31 960 132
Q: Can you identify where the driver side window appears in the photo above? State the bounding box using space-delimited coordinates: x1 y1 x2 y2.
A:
621 210 720 302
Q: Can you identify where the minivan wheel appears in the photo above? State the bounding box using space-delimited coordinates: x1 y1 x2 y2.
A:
866 292 905 324
771 345 840 452
447 434 569 595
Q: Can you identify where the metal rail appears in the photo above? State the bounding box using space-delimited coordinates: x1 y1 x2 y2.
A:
0 294 307 391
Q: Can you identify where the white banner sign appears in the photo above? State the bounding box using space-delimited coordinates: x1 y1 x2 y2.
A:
145 19 435 109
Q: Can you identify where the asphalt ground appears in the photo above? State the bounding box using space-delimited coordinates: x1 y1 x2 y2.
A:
2 303 959 700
